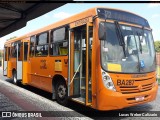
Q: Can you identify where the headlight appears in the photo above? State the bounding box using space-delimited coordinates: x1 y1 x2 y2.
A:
102 70 116 91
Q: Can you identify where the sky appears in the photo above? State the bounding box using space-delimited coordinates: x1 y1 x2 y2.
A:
0 3 160 49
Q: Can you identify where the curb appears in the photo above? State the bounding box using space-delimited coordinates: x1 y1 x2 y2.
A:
0 79 92 119
0 79 71 111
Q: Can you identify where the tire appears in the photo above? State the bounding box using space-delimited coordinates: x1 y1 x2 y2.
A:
55 81 68 106
13 71 18 85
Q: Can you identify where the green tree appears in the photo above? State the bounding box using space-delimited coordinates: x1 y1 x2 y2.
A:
154 41 160 53
0 50 2 57
6 36 17 41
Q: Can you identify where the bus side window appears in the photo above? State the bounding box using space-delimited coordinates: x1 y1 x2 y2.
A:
11 42 17 58
35 32 49 56
50 27 68 56
24 42 28 61
4 47 7 61
30 36 36 57
18 41 23 61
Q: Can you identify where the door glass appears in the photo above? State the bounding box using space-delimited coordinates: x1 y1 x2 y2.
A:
4 47 7 61
72 24 93 104
18 42 23 61
73 26 86 102
88 26 93 103
24 42 28 61
8 47 10 61
73 31 81 96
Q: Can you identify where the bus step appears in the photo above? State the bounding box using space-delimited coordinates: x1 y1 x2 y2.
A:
81 86 91 91
72 97 85 103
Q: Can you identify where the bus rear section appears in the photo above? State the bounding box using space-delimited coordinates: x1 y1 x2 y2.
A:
3 39 29 84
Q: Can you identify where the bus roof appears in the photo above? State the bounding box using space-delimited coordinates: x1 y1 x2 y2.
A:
4 7 149 44
5 7 97 44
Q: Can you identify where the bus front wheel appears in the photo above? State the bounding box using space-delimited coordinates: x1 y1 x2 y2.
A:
55 81 68 106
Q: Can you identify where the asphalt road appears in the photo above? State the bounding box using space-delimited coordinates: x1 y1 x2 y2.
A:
0 67 160 120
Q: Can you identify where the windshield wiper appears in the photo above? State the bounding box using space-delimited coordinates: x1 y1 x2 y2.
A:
114 21 127 57
137 32 143 54
141 26 145 53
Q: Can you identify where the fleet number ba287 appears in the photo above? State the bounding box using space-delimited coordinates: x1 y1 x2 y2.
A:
117 79 134 86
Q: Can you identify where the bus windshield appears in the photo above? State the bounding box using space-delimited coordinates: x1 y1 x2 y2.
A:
101 22 156 73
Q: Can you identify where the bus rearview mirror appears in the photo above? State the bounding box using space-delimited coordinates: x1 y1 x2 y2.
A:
98 22 106 40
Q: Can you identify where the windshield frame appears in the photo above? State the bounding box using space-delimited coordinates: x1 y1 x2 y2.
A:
100 21 156 74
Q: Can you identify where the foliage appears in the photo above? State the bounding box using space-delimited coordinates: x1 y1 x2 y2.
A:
0 50 2 57
154 41 160 52
157 66 160 76
6 36 17 41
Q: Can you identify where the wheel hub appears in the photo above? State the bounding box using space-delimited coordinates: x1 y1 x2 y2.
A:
58 85 66 98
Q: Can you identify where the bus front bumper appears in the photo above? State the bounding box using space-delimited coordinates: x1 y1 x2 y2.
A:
97 84 158 111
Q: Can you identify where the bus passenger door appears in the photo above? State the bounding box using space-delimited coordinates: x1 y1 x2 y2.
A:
69 23 93 105
17 41 23 80
3 46 8 76
22 42 29 84
85 23 93 105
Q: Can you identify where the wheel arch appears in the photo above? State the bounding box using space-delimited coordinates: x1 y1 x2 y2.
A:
52 74 67 93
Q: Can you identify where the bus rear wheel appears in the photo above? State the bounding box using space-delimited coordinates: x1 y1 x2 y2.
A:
55 81 68 106
13 71 18 85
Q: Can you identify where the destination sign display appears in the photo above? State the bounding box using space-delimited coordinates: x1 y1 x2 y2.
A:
70 17 92 28
97 8 150 27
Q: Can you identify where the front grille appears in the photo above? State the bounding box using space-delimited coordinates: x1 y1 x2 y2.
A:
120 83 153 94
134 77 154 81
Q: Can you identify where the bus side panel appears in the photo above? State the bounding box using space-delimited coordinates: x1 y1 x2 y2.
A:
48 56 68 91
7 61 12 78
41 56 53 93
27 56 68 93
28 57 41 89
28 56 53 93
41 78 52 92
8 58 17 78
42 56 68 93
22 61 28 84
3 47 7 76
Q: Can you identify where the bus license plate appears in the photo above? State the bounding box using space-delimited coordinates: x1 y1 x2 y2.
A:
135 96 144 101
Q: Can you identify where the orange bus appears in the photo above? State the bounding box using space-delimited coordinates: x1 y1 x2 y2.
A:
3 7 158 110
